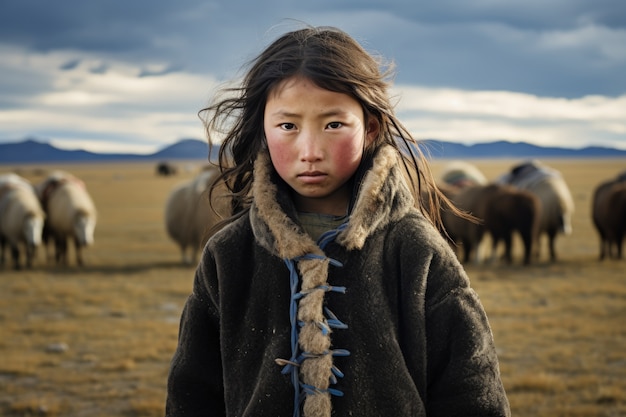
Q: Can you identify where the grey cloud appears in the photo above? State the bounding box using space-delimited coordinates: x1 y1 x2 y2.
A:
0 1 203 54
138 64 184 78
60 59 81 71
89 63 109 74
303 0 626 30
0 0 624 98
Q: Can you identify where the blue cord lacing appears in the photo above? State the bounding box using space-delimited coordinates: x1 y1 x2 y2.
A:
278 223 351 417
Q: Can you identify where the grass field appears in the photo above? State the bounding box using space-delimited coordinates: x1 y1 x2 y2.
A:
1 158 625 416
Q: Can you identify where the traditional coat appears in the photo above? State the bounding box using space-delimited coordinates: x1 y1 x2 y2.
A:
166 145 510 417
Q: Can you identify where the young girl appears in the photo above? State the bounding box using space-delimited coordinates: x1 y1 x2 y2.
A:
166 26 510 417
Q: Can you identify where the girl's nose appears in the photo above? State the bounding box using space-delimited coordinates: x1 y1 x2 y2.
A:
300 132 323 162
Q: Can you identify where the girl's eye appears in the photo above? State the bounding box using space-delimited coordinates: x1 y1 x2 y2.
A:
327 122 342 129
280 123 296 130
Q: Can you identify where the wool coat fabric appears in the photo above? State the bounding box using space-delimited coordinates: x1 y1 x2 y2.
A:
166 145 511 417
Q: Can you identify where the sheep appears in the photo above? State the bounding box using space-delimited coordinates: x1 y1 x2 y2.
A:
156 161 178 176
0 173 46 269
439 160 488 190
442 183 541 265
164 165 230 265
497 160 575 262
592 172 626 260
36 171 97 267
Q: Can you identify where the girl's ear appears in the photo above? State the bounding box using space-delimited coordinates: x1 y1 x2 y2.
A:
365 116 380 146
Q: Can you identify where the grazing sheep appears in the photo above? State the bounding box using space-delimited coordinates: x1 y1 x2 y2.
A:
439 160 488 190
165 166 230 265
497 160 574 261
36 171 97 266
156 161 178 176
0 174 45 269
443 183 541 265
592 172 626 260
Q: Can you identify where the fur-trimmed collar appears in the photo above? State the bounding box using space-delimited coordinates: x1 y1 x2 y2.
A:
250 145 415 257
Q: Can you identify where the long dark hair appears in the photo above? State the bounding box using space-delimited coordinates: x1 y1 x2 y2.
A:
201 25 463 232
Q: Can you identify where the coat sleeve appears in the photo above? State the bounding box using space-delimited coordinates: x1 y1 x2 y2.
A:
165 248 226 417
424 253 511 417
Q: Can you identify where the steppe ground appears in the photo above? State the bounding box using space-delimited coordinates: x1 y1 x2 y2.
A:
0 157 624 417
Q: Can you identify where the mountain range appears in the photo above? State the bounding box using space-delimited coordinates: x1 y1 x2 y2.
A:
0 138 220 164
0 138 624 164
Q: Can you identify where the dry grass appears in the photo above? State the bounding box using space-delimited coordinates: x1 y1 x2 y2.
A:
1 158 625 416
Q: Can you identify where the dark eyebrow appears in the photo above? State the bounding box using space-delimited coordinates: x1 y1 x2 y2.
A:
268 110 300 118
319 109 348 118
267 108 350 119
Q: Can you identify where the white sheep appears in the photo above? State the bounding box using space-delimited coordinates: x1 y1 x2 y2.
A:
165 166 229 265
497 160 575 261
36 171 97 266
0 173 46 269
439 160 488 190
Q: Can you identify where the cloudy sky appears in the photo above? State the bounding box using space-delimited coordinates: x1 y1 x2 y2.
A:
1 0 625 154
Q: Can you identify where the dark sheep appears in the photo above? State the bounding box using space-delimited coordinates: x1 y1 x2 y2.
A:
443 183 541 265
592 172 626 260
156 162 178 176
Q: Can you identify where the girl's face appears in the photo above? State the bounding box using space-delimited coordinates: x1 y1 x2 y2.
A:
264 76 379 215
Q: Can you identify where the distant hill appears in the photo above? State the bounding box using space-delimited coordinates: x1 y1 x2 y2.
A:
151 139 219 160
0 138 219 164
419 140 626 159
0 137 624 164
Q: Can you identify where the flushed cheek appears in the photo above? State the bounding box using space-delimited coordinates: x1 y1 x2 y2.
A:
330 142 364 177
268 141 298 179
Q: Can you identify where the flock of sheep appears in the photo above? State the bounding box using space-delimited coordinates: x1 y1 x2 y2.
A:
166 159 625 267
0 164 227 270
1 159 624 270
0 171 97 270
436 160 626 265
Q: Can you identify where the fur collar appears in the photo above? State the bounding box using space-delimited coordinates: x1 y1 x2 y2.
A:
250 145 415 257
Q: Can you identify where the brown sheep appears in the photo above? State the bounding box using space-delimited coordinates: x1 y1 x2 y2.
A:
592 172 626 260
443 183 541 265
